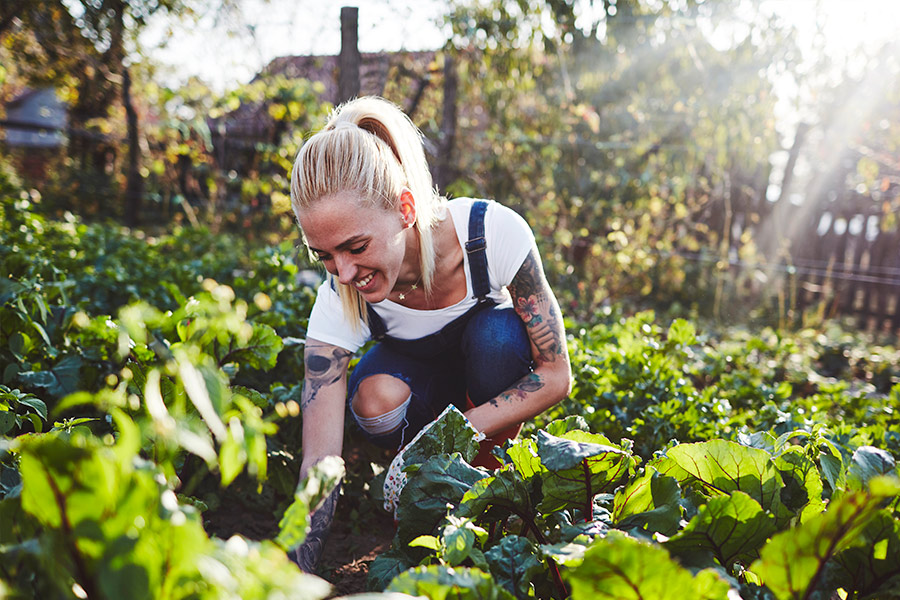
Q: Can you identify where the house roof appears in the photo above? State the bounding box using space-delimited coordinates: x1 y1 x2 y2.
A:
260 50 437 103
211 50 438 145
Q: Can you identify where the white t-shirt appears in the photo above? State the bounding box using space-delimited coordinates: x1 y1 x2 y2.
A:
306 198 536 352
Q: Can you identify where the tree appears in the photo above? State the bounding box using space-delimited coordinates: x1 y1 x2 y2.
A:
1 0 238 225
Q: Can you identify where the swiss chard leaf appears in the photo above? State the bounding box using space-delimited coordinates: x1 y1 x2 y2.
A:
484 535 544 599
536 430 636 514
846 446 897 492
401 406 481 470
611 466 683 537
825 510 900 598
566 530 732 600
665 440 784 513
664 490 776 570
544 416 590 437
775 449 825 523
386 565 516 600
458 465 532 523
367 546 416 593
396 453 487 549
750 478 900 600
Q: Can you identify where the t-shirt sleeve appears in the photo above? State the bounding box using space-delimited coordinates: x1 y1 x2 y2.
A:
486 202 538 287
306 279 370 353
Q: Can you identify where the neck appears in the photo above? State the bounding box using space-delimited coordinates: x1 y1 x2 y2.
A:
396 225 422 288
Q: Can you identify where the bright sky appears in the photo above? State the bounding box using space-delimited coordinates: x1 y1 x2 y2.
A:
141 0 900 93
141 0 448 92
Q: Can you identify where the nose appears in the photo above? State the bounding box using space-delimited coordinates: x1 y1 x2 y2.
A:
334 254 358 285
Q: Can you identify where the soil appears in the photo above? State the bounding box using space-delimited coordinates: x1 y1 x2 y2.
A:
318 495 396 596
202 436 396 596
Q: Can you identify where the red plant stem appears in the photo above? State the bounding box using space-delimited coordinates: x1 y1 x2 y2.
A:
547 557 569 600
513 509 569 599
583 458 593 523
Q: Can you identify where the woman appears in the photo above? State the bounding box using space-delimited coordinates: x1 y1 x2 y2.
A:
288 96 571 573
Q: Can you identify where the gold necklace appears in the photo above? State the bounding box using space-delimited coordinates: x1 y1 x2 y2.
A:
396 275 422 300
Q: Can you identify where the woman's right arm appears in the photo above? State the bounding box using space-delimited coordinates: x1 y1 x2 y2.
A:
290 338 351 574
298 338 352 479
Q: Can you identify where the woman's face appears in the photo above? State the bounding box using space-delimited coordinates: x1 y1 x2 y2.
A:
298 192 411 303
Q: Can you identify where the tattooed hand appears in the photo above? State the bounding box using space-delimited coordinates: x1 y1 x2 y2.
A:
288 483 341 574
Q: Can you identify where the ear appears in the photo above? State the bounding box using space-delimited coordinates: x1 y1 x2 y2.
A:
398 188 417 228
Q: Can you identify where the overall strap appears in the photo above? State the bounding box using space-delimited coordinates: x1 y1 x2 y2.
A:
367 303 388 341
465 200 491 302
331 276 389 341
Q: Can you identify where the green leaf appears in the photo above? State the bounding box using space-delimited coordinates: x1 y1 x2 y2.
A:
665 440 784 512
567 531 731 600
401 406 482 470
441 515 488 566
775 449 825 523
367 546 416 592
387 565 516 600
16 396 47 421
500 437 543 480
18 433 115 529
220 323 284 371
409 535 440 551
275 456 345 551
484 535 544 599
17 355 84 398
0 411 14 435
750 478 900 600
219 435 246 487
667 319 696 346
612 467 682 537
539 538 591 568
545 415 590 436
846 446 897 492
665 491 776 570
536 430 636 514
826 510 900 598
458 466 531 522
396 454 487 549
537 429 624 471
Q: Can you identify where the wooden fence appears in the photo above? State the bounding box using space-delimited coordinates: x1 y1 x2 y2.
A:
723 184 900 336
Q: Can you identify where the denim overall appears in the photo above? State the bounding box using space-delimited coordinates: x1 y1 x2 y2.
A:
347 200 533 451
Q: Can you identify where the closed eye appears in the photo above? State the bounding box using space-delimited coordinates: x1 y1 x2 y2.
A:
350 243 369 255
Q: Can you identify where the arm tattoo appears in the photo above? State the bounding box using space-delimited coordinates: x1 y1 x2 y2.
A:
301 342 351 411
288 483 341 573
508 249 566 365
490 372 546 406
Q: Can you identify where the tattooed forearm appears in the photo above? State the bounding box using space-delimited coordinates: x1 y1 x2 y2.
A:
288 483 341 573
491 372 546 406
509 249 567 365
301 342 351 411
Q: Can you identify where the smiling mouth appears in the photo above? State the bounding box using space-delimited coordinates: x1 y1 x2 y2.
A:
354 273 374 289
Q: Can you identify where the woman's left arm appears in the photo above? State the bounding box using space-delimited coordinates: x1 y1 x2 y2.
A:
465 247 572 437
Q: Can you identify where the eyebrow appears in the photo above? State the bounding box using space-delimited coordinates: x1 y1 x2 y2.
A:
307 234 368 254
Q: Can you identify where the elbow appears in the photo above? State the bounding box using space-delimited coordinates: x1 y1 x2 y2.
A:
544 362 572 406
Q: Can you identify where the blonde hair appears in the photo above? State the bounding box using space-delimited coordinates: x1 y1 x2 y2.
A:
290 96 445 327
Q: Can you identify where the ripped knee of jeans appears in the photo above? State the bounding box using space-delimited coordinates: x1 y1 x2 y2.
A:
351 393 412 436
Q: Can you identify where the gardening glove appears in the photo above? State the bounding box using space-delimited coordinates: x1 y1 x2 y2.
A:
287 482 341 574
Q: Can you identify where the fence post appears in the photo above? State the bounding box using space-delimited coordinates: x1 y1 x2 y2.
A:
339 6 360 103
